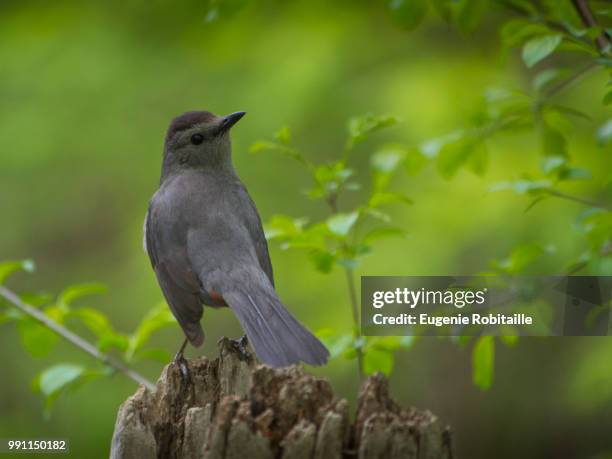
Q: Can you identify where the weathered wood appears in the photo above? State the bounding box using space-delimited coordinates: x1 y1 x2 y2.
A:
110 338 453 459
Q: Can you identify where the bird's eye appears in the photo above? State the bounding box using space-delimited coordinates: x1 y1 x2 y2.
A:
190 134 204 145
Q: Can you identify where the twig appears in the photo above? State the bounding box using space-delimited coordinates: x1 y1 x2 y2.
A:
324 194 364 379
345 268 364 380
571 0 612 53
0 286 156 391
546 189 612 211
545 61 600 97
500 0 592 48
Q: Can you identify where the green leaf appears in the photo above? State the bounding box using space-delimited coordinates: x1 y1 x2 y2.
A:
316 329 353 359
250 140 278 154
437 137 484 179
274 126 292 145
264 215 308 240
404 147 427 176
369 192 413 208
388 0 428 31
532 68 566 92
0 308 23 325
559 167 591 181
371 146 408 190
457 0 488 33
420 130 464 158
70 307 128 352
347 114 400 150
17 319 59 357
540 122 568 157
0 259 35 285
472 336 494 390
337 257 360 270
493 243 548 274
500 19 552 50
126 304 177 360
522 34 562 68
97 333 129 353
280 223 330 251
35 364 84 398
33 363 97 414
597 119 612 146
363 348 394 375
59 283 107 308
70 307 113 338
540 155 566 176
327 212 359 237
430 0 453 22
500 334 519 347
362 227 408 245
577 210 612 253
368 336 403 351
361 207 392 223
309 250 336 274
543 0 584 32
466 141 489 176
371 148 405 174
310 162 354 199
249 138 306 165
489 178 552 195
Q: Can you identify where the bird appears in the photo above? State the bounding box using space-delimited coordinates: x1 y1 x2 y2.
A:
144 110 329 369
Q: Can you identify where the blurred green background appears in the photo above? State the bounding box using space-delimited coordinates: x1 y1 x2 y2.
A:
1 1 611 458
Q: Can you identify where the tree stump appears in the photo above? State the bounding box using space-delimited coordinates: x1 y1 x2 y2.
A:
110 338 453 459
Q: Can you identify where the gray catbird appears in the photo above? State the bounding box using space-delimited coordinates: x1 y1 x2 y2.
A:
144 110 329 368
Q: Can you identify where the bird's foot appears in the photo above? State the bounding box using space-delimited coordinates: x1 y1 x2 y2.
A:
173 339 192 390
230 335 251 362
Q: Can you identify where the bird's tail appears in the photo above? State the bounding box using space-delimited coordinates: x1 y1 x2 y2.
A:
220 271 329 367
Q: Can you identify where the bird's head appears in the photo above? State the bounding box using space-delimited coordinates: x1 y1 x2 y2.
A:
161 110 245 179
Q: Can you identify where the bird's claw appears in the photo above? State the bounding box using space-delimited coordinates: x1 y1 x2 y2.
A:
230 335 251 362
173 349 192 389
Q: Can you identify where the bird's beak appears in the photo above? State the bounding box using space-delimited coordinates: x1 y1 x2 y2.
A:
219 111 246 132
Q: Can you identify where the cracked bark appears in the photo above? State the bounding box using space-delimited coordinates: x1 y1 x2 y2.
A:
110 338 453 459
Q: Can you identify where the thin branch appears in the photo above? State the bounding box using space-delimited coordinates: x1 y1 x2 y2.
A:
545 61 600 97
499 0 593 48
546 189 612 211
345 268 364 380
0 286 156 391
324 196 364 380
571 0 612 53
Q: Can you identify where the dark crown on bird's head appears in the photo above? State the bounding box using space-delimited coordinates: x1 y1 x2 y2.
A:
166 111 217 142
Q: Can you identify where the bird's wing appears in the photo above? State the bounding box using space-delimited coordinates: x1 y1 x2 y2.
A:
145 206 204 346
235 184 275 287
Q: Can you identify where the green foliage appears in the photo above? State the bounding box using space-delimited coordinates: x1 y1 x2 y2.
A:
256 116 411 279
33 364 87 414
346 114 400 152
252 114 415 375
522 34 563 68
2 0 611 414
0 260 178 412
17 319 59 358
251 0 612 386
472 336 494 390
491 243 553 274
388 0 429 31
126 304 177 362
0 259 35 285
